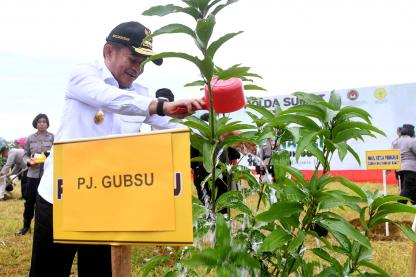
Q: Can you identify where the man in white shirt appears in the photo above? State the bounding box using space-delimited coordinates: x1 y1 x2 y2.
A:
29 21 204 277
112 87 180 134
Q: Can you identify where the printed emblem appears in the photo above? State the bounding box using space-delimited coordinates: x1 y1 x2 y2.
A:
347 89 359 101
374 88 387 100
94 110 105 124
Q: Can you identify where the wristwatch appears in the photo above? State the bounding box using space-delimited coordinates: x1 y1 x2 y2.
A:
157 98 167 116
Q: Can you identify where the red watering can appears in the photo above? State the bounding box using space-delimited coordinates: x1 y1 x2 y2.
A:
169 77 246 115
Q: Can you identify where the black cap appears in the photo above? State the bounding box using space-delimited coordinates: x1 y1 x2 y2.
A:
155 88 174 102
106 21 162 66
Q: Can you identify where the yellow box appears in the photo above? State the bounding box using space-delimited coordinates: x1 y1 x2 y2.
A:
365 149 401 170
53 128 193 246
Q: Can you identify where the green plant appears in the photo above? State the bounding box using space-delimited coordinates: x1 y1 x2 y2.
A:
140 1 416 276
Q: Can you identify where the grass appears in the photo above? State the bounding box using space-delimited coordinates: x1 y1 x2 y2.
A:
0 182 414 276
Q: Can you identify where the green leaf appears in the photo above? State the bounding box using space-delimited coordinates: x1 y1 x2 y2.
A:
215 213 231 248
305 143 326 167
333 128 374 143
332 121 386 138
271 151 291 180
260 226 291 252
335 106 372 124
394 224 416 242
377 203 416 215
255 201 303 223
215 191 251 214
140 255 170 277
347 144 361 166
317 191 347 210
328 90 342 110
286 127 301 142
184 248 218 267
295 131 320 161
142 4 200 20
279 104 326 122
360 206 369 232
216 124 254 138
207 0 223 10
317 217 371 249
216 66 251 80
244 84 267 91
234 252 261 269
212 0 239 15
141 52 201 71
287 231 306 253
184 80 205 87
311 248 343 273
277 164 307 186
337 176 367 199
206 31 243 58
246 103 274 119
196 14 216 49
270 114 321 131
293 92 324 104
358 260 389 277
334 142 348 161
182 116 211 139
149 23 196 40
203 142 214 172
331 231 351 253
371 195 410 210
190 133 207 152
199 57 213 81
191 0 211 13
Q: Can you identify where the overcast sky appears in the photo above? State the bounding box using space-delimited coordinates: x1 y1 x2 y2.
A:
1 0 416 140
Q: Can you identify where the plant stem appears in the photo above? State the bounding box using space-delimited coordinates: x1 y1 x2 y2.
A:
207 81 217 215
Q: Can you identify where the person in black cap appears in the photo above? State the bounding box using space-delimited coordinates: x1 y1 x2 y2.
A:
392 124 416 204
29 21 204 277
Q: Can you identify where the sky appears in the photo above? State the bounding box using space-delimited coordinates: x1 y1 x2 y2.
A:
1 0 416 140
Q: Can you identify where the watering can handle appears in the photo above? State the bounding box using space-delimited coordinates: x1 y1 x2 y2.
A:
168 103 208 115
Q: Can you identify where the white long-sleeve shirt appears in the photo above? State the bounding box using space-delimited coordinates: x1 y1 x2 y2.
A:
38 60 179 203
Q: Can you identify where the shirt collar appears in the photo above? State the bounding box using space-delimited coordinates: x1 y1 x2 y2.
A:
101 60 134 90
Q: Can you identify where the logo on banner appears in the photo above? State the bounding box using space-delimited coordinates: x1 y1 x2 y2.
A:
374 88 387 100
347 90 359 100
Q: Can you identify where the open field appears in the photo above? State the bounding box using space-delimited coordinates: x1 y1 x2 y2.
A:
0 182 414 276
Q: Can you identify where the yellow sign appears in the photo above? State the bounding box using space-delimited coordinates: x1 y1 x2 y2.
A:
365 149 401 170
53 128 193 245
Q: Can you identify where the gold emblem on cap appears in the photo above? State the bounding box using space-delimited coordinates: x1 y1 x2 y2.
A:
94 110 105 124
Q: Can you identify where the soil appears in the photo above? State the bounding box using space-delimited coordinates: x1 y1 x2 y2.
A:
349 218 412 241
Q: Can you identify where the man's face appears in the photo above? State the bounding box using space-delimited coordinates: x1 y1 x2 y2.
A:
106 46 146 89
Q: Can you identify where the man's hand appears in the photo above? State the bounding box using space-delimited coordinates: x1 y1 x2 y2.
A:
165 98 206 118
149 98 205 118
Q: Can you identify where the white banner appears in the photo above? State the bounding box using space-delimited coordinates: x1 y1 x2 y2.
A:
232 83 416 170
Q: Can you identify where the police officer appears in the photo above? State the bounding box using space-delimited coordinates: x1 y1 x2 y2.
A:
29 21 204 277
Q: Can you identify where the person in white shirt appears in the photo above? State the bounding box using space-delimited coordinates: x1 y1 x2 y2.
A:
29 21 204 277
112 87 180 134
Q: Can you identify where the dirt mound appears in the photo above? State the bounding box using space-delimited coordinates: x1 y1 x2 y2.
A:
350 219 412 241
